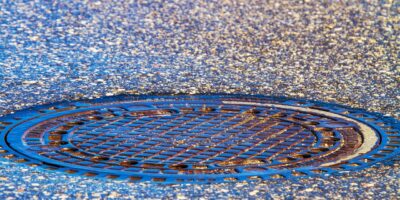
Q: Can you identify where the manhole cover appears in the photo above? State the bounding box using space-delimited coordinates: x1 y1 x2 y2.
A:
0 95 399 183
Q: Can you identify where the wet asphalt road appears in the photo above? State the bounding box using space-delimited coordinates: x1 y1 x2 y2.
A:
0 0 399 199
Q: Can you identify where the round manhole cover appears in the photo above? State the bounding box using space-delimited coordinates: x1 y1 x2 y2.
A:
0 95 399 183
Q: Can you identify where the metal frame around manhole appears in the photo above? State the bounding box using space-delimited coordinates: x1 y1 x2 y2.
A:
0 94 398 184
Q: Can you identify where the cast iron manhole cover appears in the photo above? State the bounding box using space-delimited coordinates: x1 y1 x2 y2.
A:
0 95 399 183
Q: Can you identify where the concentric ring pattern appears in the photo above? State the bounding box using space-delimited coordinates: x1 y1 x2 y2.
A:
0 95 399 183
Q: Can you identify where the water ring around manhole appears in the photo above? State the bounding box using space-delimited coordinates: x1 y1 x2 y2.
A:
0 94 398 184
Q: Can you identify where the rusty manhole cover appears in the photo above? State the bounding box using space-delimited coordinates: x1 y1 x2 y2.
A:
0 95 399 183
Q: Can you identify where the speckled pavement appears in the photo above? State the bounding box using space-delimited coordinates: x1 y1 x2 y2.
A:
0 0 399 199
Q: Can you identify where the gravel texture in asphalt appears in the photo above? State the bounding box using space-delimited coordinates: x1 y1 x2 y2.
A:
0 0 399 199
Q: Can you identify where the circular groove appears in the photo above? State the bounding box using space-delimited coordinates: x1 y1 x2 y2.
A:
0 94 398 184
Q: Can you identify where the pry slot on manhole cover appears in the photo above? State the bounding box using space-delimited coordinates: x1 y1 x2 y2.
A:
0 94 399 184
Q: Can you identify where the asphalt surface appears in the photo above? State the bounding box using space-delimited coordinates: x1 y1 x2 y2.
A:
0 0 399 199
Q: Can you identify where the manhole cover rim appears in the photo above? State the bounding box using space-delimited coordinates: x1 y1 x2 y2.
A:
0 94 399 184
